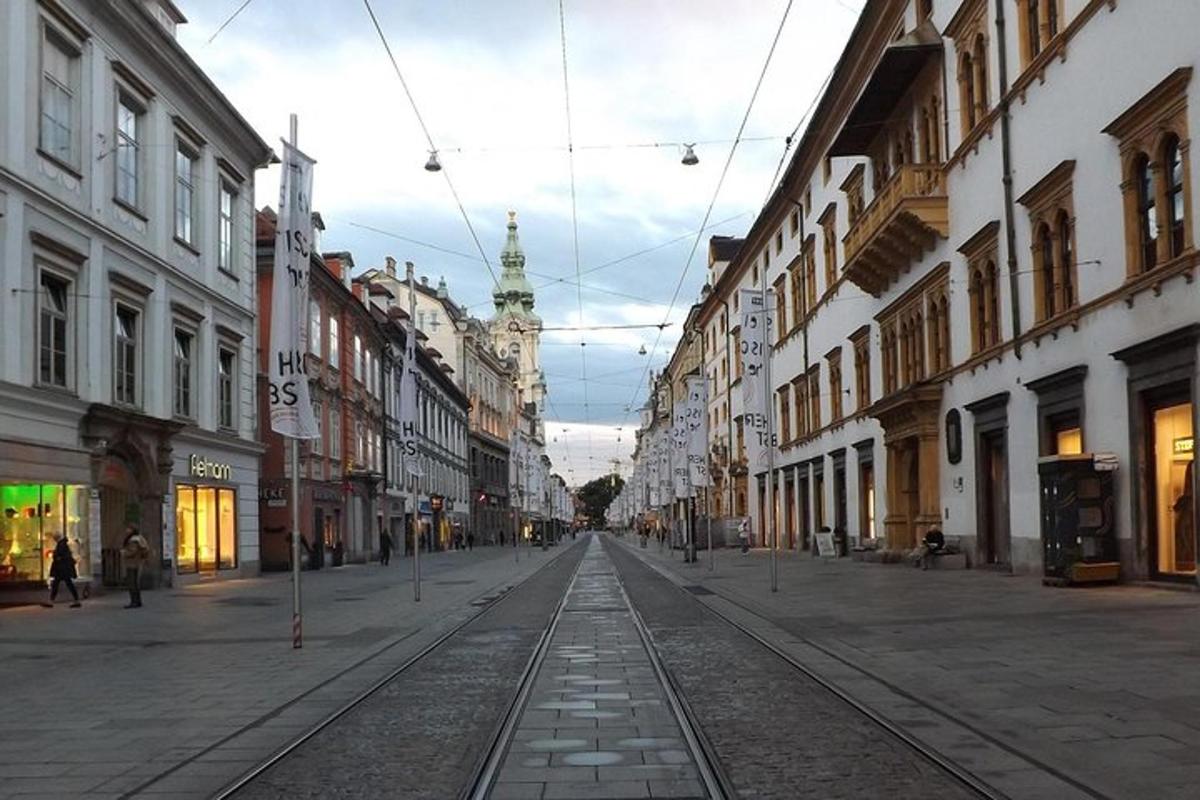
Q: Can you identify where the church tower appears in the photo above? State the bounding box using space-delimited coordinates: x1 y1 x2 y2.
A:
489 211 546 420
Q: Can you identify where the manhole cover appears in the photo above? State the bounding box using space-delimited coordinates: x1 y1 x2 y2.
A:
683 585 714 595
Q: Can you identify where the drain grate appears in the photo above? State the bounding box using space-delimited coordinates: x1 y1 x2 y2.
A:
683 584 715 596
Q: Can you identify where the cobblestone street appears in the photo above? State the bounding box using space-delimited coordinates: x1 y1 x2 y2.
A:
619 538 1200 800
0 545 564 800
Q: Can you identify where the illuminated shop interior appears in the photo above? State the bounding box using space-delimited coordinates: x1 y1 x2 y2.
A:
0 484 90 582
175 485 237 573
1152 402 1195 577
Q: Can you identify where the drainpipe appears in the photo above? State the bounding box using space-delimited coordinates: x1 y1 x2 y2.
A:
994 0 1023 358
725 297 734 517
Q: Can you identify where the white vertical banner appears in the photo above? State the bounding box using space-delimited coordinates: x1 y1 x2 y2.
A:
400 265 424 477
647 431 661 508
671 401 691 499
658 428 671 504
739 288 776 475
685 375 712 488
268 141 319 438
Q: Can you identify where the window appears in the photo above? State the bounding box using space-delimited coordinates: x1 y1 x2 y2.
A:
779 389 791 442
353 334 363 382
789 209 799 237
821 208 838 290
1165 136 1186 259
39 28 77 165
752 263 759 286
1027 0 1042 58
309 300 322 356
829 353 843 422
312 401 324 455
969 261 1000 353
793 380 808 437
1020 161 1078 321
174 142 197 245
39 272 70 388
959 51 977 133
853 333 870 410
218 182 237 272
775 231 783 254
880 264 948 392
808 367 821 431
218 348 236 429
329 316 340 368
329 406 341 460
804 236 817 309
1136 154 1157 271
1036 223 1056 319
1057 212 1075 308
114 306 138 406
173 328 193 417
774 277 788 341
928 292 951 373
115 95 142 207
790 266 804 324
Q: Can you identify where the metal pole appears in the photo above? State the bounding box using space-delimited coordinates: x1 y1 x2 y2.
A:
288 113 302 650
763 284 778 593
706 486 713 571
407 262 420 603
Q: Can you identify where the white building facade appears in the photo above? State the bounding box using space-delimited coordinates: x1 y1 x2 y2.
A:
0 0 270 591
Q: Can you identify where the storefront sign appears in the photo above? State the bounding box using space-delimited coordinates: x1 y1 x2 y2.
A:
1173 437 1193 456
189 454 233 481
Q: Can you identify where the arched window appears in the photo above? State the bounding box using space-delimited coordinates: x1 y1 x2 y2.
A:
1057 211 1074 308
894 137 906 169
928 97 941 162
985 261 1000 345
899 321 911 386
1037 222 1056 319
1027 0 1042 58
913 311 925 380
973 35 988 113
938 296 951 370
1135 153 1157 270
1165 136 1186 258
903 130 915 165
960 52 977 132
971 268 986 352
926 302 940 373
1047 0 1059 38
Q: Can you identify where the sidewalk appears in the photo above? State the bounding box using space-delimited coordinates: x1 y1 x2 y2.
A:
622 540 1200 800
0 543 567 800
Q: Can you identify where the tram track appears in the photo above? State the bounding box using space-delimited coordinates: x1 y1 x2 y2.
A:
609 536 1114 800
129 540 587 800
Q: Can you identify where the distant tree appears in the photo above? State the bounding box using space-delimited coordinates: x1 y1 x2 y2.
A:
577 474 624 527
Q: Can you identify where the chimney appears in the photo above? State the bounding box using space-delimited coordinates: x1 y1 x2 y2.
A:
386 256 396 278
351 281 363 301
420 276 429 287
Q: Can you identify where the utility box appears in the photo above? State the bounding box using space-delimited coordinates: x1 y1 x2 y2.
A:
1038 454 1119 585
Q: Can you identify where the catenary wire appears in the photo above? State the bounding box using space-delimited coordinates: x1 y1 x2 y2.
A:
619 0 796 430
205 0 257 46
360 0 501 292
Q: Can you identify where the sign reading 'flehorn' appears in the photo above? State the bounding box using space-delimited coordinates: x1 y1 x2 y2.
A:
189 453 233 481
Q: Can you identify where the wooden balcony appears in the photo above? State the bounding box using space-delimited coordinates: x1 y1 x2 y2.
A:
842 164 948 296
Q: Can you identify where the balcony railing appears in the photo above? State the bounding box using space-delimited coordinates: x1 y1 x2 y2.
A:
842 164 948 296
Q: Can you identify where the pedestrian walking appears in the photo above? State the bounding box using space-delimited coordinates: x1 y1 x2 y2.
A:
738 519 750 554
379 527 393 565
47 535 81 608
499 530 506 547
121 525 150 609
467 532 475 551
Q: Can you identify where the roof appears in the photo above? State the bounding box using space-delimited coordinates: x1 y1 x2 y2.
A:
709 235 744 264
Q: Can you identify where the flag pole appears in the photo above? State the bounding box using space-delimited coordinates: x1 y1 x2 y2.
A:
288 113 303 649
763 284 778 593
407 261 421 603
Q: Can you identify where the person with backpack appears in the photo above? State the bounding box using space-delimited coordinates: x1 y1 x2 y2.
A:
47 535 82 608
121 525 150 609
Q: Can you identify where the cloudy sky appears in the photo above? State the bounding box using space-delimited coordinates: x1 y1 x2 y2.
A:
178 0 861 484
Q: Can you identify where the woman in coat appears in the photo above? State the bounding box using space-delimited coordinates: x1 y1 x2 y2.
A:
48 535 81 607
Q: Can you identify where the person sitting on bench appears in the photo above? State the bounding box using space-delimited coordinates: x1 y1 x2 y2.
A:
917 528 945 570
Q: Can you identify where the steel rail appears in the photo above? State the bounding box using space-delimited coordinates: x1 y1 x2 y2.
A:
462 545 588 800
206 541 585 800
614 539 1035 800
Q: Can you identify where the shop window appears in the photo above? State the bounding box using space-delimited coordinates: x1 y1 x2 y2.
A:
114 305 138 406
39 272 71 388
859 460 876 539
0 484 90 583
1151 401 1195 577
175 485 237 573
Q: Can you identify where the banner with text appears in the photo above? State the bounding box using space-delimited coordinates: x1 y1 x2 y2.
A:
268 141 319 439
685 376 712 488
671 402 691 499
738 288 776 475
399 319 423 477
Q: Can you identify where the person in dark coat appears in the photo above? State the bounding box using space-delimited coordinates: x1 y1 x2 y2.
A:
379 528 393 566
48 536 81 607
466 532 475 551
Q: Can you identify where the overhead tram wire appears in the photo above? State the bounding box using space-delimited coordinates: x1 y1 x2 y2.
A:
360 0 500 291
763 62 836 206
205 0 257 45
559 0 593 469
436 134 787 155
619 0 797 430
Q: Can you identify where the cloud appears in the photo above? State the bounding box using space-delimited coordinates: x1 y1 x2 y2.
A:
177 0 861 476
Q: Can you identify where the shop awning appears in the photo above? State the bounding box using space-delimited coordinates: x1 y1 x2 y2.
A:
829 21 943 157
